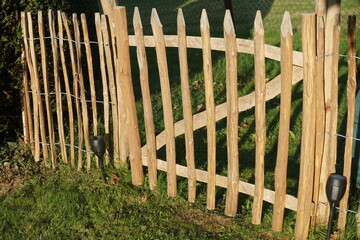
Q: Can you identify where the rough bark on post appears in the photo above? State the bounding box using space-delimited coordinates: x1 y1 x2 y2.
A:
224 10 239 217
272 11 293 232
133 7 157 190
114 6 144 186
338 15 357 231
295 13 316 240
201 9 216 211
151 8 177 197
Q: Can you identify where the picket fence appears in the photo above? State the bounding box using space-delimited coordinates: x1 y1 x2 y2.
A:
20 6 357 240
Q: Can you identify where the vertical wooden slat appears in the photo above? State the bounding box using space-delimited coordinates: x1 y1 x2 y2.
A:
312 15 325 224
27 12 47 161
101 14 120 166
224 10 239 217
200 9 216 210
252 10 266 225
177 8 196 203
81 14 99 167
49 10 68 164
338 15 357 231
62 12 84 169
133 7 157 190
73 13 91 171
21 13 34 152
150 8 177 196
295 13 316 240
21 50 30 143
272 11 293 232
57 11 75 167
317 0 341 223
95 13 109 166
39 11 57 168
114 6 144 185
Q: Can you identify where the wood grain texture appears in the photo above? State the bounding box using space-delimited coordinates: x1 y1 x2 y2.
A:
224 10 239 217
133 7 157 190
177 8 196 203
252 11 266 225
151 8 177 196
201 9 216 210
338 15 356 231
57 11 75 167
272 11 293 232
39 11 57 168
295 13 316 240
114 6 144 185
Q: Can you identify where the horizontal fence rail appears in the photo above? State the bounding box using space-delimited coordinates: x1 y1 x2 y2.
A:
20 6 358 240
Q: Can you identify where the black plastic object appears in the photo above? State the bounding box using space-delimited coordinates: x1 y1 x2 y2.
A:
90 135 107 182
325 173 347 240
90 135 106 158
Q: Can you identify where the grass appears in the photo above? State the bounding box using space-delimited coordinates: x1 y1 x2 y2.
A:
0 162 297 240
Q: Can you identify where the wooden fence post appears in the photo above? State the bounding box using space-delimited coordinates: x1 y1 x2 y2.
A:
27 12 49 161
312 15 325 224
201 9 217 210
21 12 34 155
252 10 266 225
61 12 84 169
133 7 158 190
338 15 357 231
95 13 110 164
81 14 99 163
177 8 197 203
114 6 144 186
39 11 57 168
272 11 293 232
57 11 75 167
295 13 316 240
151 8 177 196
49 10 68 164
101 14 120 167
317 0 341 223
73 13 92 170
224 10 239 217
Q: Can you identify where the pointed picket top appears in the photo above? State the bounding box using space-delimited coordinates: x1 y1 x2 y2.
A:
223 10 235 36
151 8 162 28
200 9 210 31
177 8 185 29
281 11 293 37
254 10 264 36
133 7 143 29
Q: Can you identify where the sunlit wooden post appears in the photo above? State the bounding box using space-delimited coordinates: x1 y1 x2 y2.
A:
338 15 357 231
252 10 266 225
224 10 239 217
151 8 177 196
114 6 144 186
201 9 216 210
177 8 197 203
133 7 158 190
295 13 316 240
272 11 293 232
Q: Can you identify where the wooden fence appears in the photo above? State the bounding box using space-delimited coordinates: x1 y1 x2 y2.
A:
20 6 357 240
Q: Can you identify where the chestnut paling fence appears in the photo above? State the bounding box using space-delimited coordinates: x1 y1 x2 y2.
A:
21 6 358 240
